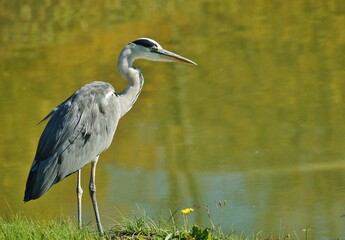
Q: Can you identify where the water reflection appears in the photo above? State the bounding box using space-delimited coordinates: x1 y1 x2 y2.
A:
1 0 345 239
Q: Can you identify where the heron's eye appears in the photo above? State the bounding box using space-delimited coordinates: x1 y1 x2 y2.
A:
150 46 158 51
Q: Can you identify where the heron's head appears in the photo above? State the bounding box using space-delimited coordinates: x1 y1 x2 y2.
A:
127 38 197 65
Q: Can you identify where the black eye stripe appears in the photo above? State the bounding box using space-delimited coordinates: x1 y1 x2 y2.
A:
132 39 158 48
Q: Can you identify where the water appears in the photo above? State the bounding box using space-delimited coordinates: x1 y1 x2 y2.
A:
1 1 345 239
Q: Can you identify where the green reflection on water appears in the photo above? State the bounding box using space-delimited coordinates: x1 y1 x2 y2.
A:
1 0 345 238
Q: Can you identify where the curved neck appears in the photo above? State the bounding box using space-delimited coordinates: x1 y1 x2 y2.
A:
117 46 144 117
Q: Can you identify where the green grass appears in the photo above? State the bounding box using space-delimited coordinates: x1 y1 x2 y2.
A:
0 207 308 240
0 214 245 240
107 207 245 240
0 214 98 239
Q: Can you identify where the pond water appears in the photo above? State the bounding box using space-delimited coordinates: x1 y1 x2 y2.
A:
1 1 345 239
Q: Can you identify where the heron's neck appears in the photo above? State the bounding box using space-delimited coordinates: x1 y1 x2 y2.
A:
117 49 144 117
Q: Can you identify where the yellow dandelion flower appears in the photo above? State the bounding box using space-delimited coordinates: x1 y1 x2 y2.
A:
181 208 194 214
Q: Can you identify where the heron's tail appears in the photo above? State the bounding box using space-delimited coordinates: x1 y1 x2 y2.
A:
24 157 59 202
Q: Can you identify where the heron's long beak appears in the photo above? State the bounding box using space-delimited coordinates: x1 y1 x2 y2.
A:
155 49 197 65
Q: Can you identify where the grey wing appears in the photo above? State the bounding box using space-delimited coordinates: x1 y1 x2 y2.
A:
24 85 119 201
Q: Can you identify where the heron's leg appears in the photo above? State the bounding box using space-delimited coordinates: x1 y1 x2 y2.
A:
89 156 104 235
76 169 83 228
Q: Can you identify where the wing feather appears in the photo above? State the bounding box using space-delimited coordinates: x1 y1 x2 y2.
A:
24 82 120 201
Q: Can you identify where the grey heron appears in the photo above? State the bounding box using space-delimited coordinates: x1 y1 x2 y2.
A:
24 38 196 235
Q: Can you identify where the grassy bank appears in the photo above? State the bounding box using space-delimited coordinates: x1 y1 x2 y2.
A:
0 208 307 240
0 213 250 240
0 215 98 239
0 215 242 240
